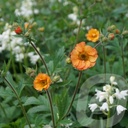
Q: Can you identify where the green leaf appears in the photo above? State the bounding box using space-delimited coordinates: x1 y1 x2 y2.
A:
17 80 26 97
23 97 40 106
77 115 94 126
28 105 49 114
56 89 69 119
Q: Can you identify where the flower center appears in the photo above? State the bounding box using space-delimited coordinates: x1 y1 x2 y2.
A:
41 80 47 85
92 33 96 37
79 53 87 60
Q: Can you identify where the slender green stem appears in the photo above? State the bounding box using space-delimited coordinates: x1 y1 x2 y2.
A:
4 77 32 128
68 19 82 57
61 71 82 120
19 63 23 74
119 36 126 78
102 45 107 82
46 90 56 128
106 109 110 128
76 19 82 44
94 41 102 48
28 39 50 75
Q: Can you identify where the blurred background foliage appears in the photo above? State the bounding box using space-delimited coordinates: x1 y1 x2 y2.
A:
0 0 128 128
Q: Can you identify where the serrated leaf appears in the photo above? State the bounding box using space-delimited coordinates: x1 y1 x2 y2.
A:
56 89 69 119
27 105 49 114
17 80 26 97
23 97 40 106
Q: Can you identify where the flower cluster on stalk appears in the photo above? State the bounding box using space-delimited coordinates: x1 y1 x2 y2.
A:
89 76 128 115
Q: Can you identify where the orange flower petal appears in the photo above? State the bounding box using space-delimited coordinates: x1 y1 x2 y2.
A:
72 59 80 67
76 60 90 70
85 45 97 55
88 54 98 62
75 42 86 52
89 62 96 68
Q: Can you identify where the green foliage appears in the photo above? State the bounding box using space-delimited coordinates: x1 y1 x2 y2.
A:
0 0 128 128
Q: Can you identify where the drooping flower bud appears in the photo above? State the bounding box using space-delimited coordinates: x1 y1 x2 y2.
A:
26 67 36 77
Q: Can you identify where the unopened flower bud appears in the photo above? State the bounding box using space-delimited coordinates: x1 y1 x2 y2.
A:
26 68 36 77
107 25 116 32
122 30 128 36
115 29 120 34
38 27 45 32
108 33 115 40
14 26 22 34
66 57 71 64
13 22 19 27
52 75 61 83
24 31 30 37
102 37 108 42
32 22 37 27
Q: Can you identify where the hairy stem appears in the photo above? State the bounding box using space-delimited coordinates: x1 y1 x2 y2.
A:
4 77 32 128
29 39 50 75
46 90 56 128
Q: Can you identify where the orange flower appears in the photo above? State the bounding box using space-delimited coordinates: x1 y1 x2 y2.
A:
33 73 51 91
86 28 100 42
70 42 98 70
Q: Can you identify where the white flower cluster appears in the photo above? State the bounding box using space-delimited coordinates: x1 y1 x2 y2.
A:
89 76 128 115
0 23 40 64
15 0 39 18
68 6 80 25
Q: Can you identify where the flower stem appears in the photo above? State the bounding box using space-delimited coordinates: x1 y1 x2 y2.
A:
28 39 50 75
76 19 82 44
106 109 110 128
46 90 56 128
4 77 32 128
102 45 107 82
61 71 82 120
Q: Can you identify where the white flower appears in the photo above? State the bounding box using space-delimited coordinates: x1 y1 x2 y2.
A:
110 76 117 85
13 46 23 54
68 13 77 21
28 52 40 64
116 105 126 115
95 89 108 102
15 53 24 62
109 96 114 104
100 102 109 111
15 0 39 18
103 84 112 92
88 103 98 112
114 88 128 100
